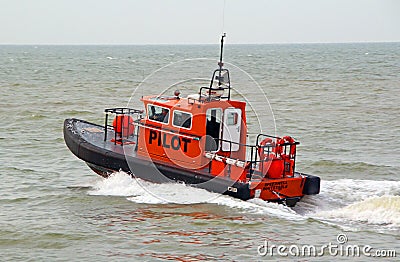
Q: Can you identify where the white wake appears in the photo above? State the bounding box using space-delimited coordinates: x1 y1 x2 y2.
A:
88 172 303 221
87 172 400 229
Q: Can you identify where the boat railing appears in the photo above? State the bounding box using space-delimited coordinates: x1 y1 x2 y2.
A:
188 68 232 104
207 133 299 180
103 107 144 144
255 133 300 178
187 86 231 104
211 137 271 178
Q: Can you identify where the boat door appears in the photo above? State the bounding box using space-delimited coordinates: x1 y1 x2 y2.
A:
205 108 222 151
222 108 241 151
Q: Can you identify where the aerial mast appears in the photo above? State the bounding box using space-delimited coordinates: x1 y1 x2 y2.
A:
218 33 226 87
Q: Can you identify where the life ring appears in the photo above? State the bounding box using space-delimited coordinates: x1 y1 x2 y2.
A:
282 136 296 158
274 138 284 156
282 136 295 144
258 137 274 160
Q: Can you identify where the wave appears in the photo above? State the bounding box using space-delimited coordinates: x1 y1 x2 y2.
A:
310 159 387 168
321 179 400 203
303 159 398 178
315 195 400 227
87 172 400 230
88 172 304 221
61 109 95 115
297 179 400 231
308 159 395 172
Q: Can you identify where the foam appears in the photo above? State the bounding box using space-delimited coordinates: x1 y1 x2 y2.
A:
307 179 400 229
88 172 304 220
315 195 400 227
87 172 400 227
320 179 400 202
89 172 227 204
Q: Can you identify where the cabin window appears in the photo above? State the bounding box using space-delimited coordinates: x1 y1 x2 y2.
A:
172 110 192 129
227 112 238 125
147 104 170 124
205 108 222 151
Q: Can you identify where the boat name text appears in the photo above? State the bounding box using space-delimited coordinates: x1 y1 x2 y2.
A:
263 181 288 191
148 130 191 152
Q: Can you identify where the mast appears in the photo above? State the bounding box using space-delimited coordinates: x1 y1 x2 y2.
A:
206 33 230 100
218 33 226 86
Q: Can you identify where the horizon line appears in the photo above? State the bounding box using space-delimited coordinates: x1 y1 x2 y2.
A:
0 40 399 46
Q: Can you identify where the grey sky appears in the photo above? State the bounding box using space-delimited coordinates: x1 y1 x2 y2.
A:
0 0 399 44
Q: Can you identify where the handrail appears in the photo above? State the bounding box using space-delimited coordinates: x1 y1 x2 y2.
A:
256 133 300 146
187 68 232 104
208 135 299 180
104 107 143 115
209 68 231 100
104 107 144 143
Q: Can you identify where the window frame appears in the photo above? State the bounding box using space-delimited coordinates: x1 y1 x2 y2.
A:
147 104 170 124
227 111 239 126
205 108 222 152
172 110 192 130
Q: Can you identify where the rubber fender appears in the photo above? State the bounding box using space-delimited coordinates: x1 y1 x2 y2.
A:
302 175 321 195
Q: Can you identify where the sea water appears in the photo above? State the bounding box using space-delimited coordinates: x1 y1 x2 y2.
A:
0 43 399 261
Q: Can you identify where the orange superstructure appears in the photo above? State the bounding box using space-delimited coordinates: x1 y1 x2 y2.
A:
137 94 247 176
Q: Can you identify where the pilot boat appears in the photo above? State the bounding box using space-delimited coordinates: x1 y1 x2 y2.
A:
63 35 320 206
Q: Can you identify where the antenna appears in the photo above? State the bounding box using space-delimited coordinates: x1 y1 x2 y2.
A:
221 0 226 34
218 33 226 86
208 33 231 99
